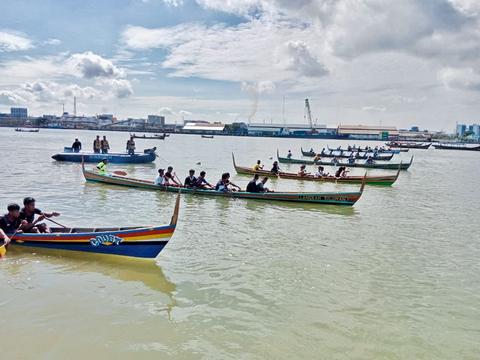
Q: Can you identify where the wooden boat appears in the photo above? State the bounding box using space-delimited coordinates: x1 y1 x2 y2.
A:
52 148 157 163
326 146 404 154
15 128 39 132
433 143 480 151
4 195 180 260
232 154 400 186
201 135 214 139
277 150 413 170
131 133 166 140
82 163 365 206
301 148 394 160
385 141 431 149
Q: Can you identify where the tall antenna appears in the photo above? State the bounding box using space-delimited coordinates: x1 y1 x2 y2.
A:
73 96 77 117
305 98 313 129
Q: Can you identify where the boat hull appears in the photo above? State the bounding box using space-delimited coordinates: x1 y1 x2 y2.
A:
301 148 394 160
52 151 156 163
433 144 480 151
385 142 431 149
83 167 364 206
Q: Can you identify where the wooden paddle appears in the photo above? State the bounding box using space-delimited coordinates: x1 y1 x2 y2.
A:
45 217 68 229
0 226 22 258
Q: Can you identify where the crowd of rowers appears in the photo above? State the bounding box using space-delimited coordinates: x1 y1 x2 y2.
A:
287 149 378 164
70 135 137 155
0 197 60 244
255 160 349 178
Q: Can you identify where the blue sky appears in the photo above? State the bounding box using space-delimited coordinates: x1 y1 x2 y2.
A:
1 0 480 130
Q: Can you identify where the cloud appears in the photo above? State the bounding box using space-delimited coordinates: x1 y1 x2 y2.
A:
0 30 33 52
67 51 126 79
362 106 386 112
44 38 61 46
438 67 480 91
280 41 328 77
98 78 134 98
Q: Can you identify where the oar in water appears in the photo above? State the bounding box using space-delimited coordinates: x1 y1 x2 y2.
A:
0 226 23 258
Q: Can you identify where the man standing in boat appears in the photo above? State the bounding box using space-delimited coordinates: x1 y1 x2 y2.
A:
72 138 82 153
126 136 135 155
93 135 101 153
20 197 60 233
101 136 110 154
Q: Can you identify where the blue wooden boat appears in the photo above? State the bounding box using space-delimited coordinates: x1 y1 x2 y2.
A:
52 148 157 163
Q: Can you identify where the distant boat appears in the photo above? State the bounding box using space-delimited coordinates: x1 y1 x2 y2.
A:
52 147 157 163
385 141 431 149
433 143 480 151
131 133 166 140
201 135 214 139
15 128 39 133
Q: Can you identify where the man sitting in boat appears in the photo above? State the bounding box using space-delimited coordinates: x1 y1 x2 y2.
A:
216 173 241 192
246 174 260 192
313 153 321 163
126 137 136 155
71 138 82 153
320 148 326 155
93 135 101 153
271 161 280 175
365 156 375 164
101 136 110 154
331 157 339 165
184 169 197 188
96 159 108 175
335 166 348 178
257 177 273 192
287 150 292 159
164 166 182 187
155 169 167 185
347 155 355 164
253 160 264 171
194 171 214 189
0 203 26 245
20 197 60 233
298 165 309 176
314 166 328 177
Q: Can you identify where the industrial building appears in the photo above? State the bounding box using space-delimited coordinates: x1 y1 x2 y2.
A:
337 125 398 140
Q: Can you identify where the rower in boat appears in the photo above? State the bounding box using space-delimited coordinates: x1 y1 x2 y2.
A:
216 173 241 192
313 153 321 162
96 159 108 175
365 156 375 165
184 169 197 188
287 150 292 159
335 166 349 178
155 169 167 185
246 174 260 192
320 148 326 155
257 177 273 192
0 203 24 246
331 156 339 165
20 197 60 233
194 171 214 189
271 161 280 175
253 160 264 171
347 155 355 164
314 166 328 178
298 164 309 176
165 166 181 187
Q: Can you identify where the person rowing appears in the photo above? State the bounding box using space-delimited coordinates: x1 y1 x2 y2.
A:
298 164 309 176
246 174 260 193
313 153 321 162
164 166 182 187
271 161 280 175
252 160 264 171
257 177 272 192
365 156 375 164
184 169 197 188
335 166 349 178
155 169 168 185
0 203 26 246
215 172 241 192
314 166 328 178
96 158 108 175
20 197 60 233
194 171 214 189
287 150 292 159
331 156 339 165
347 154 355 164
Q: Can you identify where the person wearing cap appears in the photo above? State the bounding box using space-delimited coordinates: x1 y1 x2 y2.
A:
96 159 108 175
19 197 60 233
184 169 197 188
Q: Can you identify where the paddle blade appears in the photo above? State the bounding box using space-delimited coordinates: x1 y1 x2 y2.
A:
0 244 6 257
113 171 128 176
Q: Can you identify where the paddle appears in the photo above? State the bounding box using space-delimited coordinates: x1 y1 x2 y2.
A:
0 225 24 258
45 217 68 229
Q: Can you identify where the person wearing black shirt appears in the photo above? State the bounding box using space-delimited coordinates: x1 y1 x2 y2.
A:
271 161 280 175
246 174 260 193
72 138 82 152
0 203 24 244
20 197 60 233
184 169 197 187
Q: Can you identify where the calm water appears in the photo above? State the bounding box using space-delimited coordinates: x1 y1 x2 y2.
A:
0 128 479 359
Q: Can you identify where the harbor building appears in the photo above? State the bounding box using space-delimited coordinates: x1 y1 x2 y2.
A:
337 125 398 140
10 107 28 118
182 121 226 134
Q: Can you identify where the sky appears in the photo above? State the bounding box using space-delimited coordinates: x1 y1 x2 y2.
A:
1 0 480 131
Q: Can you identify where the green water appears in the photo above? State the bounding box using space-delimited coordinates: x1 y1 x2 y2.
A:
0 128 479 359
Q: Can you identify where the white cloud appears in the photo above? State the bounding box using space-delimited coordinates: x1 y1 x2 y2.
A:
362 105 386 112
44 38 61 46
438 67 480 91
97 78 134 98
67 51 125 79
280 41 328 77
0 30 33 52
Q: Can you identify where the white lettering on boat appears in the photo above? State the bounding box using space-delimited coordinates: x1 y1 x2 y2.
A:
90 234 123 247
